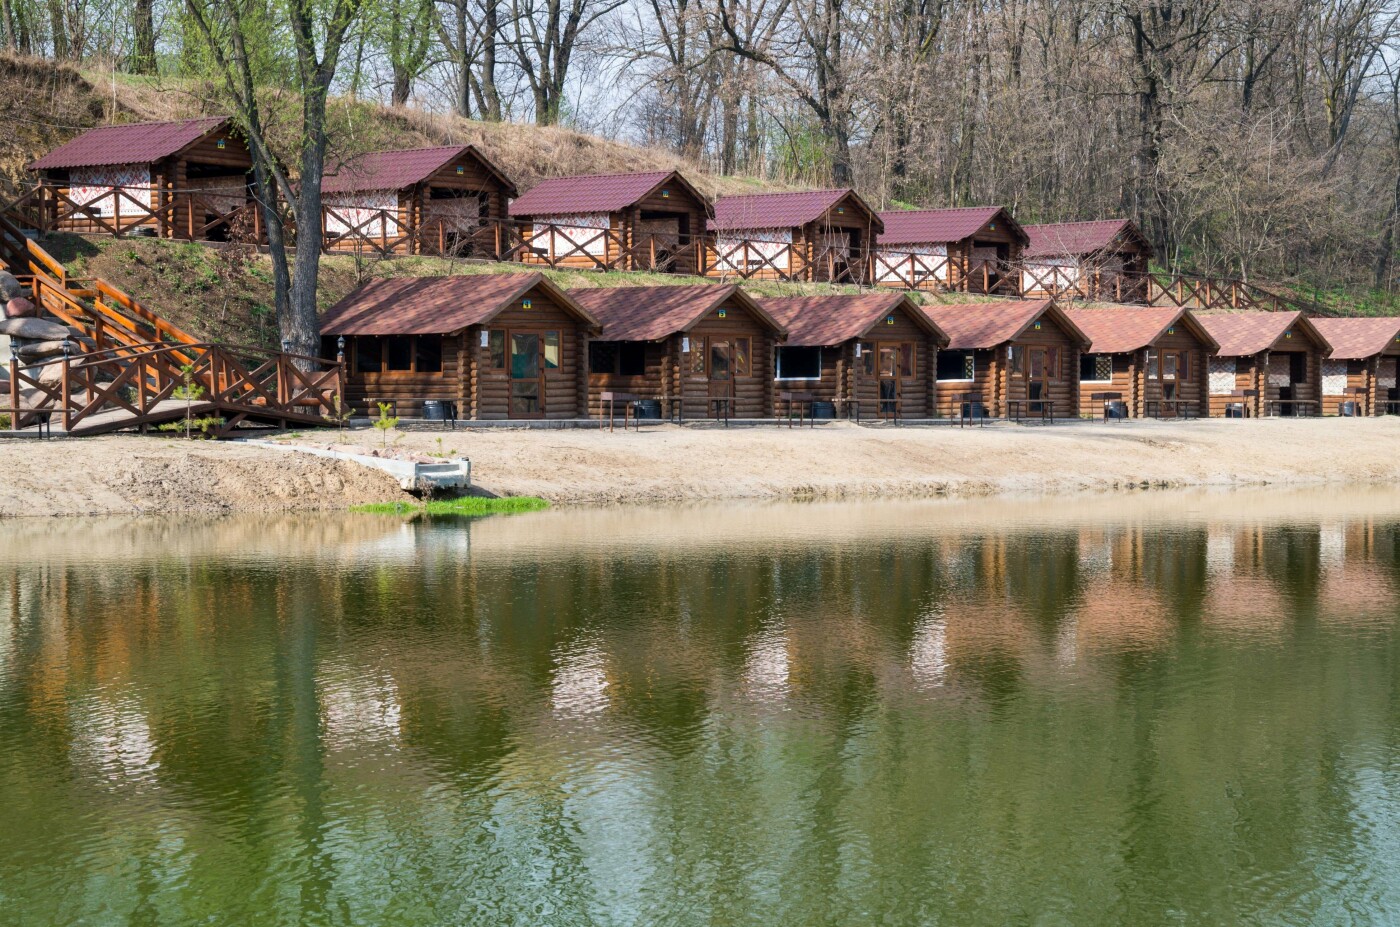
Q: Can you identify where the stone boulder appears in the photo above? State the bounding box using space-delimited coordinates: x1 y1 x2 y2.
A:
16 340 72 362
5 297 36 319
0 272 21 301
0 318 69 341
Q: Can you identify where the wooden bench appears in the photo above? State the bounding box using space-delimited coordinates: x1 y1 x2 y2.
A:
1146 398 1195 420
599 391 641 432
779 390 815 428
1006 398 1056 425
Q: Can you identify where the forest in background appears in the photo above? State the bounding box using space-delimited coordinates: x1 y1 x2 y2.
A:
3 0 1400 307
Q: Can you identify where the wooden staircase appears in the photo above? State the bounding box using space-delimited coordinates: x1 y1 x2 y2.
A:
0 210 344 437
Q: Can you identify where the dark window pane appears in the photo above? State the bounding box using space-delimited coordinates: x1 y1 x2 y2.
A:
544 331 561 369
775 346 822 379
618 342 647 377
734 338 751 376
415 335 442 373
355 337 382 373
937 350 972 381
511 333 540 378
489 330 506 370
589 341 618 374
386 336 413 371
510 381 540 415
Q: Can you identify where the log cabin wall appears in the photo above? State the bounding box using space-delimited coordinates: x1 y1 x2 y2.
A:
623 184 710 274
1320 358 1374 416
1139 329 1208 416
584 340 670 418
773 345 843 404
999 318 1081 418
452 292 588 420
1263 336 1322 415
932 349 996 418
849 311 934 417
670 299 779 418
1207 355 1262 417
1077 354 1135 415
336 333 464 418
799 202 878 283
167 130 253 240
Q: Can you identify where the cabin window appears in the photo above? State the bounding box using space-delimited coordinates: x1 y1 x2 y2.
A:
937 350 974 381
775 346 822 380
544 331 561 369
354 337 382 374
386 336 414 372
734 338 751 376
415 335 443 373
1235 357 1250 375
1081 353 1113 382
589 341 647 376
1009 345 1026 376
1348 359 1367 376
488 330 506 369
859 342 875 376
1147 350 1159 379
899 344 915 378
1046 347 1062 380
688 336 706 374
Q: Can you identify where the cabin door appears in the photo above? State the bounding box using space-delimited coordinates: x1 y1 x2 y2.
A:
708 337 736 414
877 343 902 417
1151 350 1182 401
1027 347 1051 412
509 331 546 418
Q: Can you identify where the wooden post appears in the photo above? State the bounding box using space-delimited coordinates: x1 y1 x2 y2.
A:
8 354 17 427
60 349 70 432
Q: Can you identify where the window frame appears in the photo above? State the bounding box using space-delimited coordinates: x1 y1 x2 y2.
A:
936 349 975 382
774 345 823 381
1081 353 1114 383
351 334 446 376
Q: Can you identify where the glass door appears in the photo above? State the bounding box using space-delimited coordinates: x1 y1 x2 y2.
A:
709 338 734 408
878 344 901 416
1027 348 1049 412
510 332 544 418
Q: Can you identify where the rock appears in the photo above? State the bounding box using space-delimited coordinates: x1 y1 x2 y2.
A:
0 318 69 341
17 340 72 361
36 362 64 388
0 272 21 301
5 297 36 319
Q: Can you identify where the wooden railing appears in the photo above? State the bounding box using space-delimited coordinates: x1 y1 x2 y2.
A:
5 183 266 244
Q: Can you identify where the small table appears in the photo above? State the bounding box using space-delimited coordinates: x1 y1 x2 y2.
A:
709 396 732 426
954 392 985 428
879 397 902 424
1091 391 1124 423
779 390 815 428
1146 398 1194 420
599 391 641 432
1007 398 1056 424
1226 389 1259 418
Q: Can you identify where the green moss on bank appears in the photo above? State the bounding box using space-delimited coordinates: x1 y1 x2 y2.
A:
352 496 550 516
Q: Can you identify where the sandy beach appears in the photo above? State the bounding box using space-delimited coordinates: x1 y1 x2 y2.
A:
0 416 1396 516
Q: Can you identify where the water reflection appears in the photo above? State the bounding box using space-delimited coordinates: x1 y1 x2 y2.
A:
4 490 1400 923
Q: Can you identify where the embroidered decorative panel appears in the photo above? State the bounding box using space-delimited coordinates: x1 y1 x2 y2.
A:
1208 358 1237 395
325 192 399 238
1268 354 1291 388
69 165 152 218
1322 360 1348 396
874 245 949 283
531 213 612 257
715 229 793 272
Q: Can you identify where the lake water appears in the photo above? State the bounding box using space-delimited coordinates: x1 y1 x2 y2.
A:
5 491 1400 925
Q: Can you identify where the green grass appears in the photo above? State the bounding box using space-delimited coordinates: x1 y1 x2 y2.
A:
351 496 550 516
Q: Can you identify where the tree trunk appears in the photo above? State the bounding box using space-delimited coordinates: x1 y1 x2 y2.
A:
131 0 156 74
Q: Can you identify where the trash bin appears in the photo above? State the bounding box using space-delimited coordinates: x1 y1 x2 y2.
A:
635 399 662 420
1340 401 1359 417
1106 401 1128 419
811 401 836 419
422 400 448 421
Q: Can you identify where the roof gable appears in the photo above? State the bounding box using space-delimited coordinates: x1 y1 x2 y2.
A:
570 284 783 341
1310 317 1400 360
508 170 705 217
1064 307 1217 354
29 117 232 170
760 293 945 347
320 273 598 336
1196 311 1329 357
1024 219 1152 260
923 300 1087 350
323 145 516 196
877 206 1027 248
711 189 883 233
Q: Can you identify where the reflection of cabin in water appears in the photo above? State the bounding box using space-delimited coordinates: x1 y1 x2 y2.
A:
27 117 253 240
759 294 947 419
1064 307 1217 418
873 207 1027 294
508 170 711 274
709 189 883 283
321 145 516 256
1195 312 1330 417
923 300 1089 419
1021 220 1153 300
320 273 599 420
570 285 786 420
1309 318 1400 416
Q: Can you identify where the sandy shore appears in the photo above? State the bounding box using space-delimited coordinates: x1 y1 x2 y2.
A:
1 418 1399 517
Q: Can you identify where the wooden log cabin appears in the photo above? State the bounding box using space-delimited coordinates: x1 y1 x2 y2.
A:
570 285 786 420
319 273 599 420
1064 307 1218 418
321 145 516 256
708 189 883 283
27 117 254 241
1195 312 1331 417
873 207 1027 295
1020 220 1153 302
758 294 948 419
507 170 711 274
1309 318 1400 415
922 300 1090 420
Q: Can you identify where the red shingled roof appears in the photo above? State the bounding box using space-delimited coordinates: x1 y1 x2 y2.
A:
711 189 883 233
1194 311 1328 357
320 273 597 335
877 207 1025 247
1023 219 1147 259
29 117 230 170
1063 306 1217 354
570 285 783 342
323 145 515 196
922 299 1088 350
1311 317 1400 360
509 170 700 216
760 294 946 347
